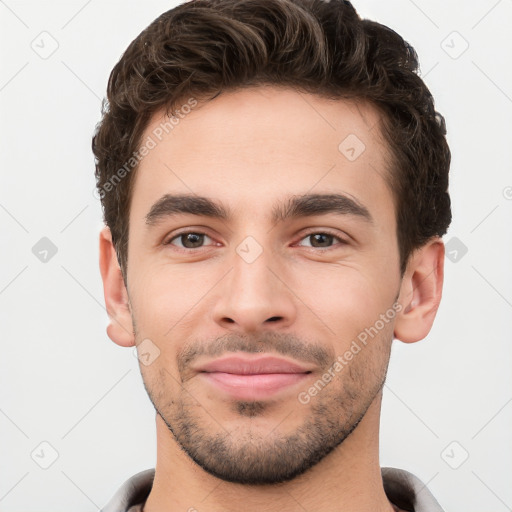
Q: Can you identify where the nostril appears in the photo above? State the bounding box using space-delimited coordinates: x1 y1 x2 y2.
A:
266 316 282 322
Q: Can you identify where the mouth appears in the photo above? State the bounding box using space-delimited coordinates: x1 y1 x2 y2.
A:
195 354 314 401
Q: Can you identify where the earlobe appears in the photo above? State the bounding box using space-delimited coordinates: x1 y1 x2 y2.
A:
98 226 135 347
394 238 445 344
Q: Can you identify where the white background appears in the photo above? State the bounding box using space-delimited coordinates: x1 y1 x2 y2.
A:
1 1 511 511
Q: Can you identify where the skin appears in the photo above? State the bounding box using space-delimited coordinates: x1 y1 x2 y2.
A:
99 85 444 512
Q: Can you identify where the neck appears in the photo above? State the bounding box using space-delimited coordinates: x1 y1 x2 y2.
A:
144 391 395 512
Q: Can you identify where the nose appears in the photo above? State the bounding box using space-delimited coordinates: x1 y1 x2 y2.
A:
211 243 297 333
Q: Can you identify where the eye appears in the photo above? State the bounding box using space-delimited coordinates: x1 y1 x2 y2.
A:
296 231 347 249
164 231 215 249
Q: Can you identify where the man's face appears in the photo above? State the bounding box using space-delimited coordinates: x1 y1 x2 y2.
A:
126 86 402 484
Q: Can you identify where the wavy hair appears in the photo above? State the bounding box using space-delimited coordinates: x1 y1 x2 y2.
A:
92 0 451 279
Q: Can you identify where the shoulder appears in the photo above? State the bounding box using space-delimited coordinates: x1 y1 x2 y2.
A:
101 469 155 512
381 467 445 512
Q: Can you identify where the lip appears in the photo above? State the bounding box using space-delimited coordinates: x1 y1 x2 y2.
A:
196 355 315 374
195 354 314 401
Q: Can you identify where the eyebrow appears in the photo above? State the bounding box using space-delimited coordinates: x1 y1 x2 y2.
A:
144 193 373 227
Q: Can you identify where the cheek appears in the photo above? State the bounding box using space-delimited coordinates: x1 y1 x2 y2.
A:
129 263 217 337
298 262 398 344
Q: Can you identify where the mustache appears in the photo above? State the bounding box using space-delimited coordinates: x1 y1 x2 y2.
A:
177 331 335 377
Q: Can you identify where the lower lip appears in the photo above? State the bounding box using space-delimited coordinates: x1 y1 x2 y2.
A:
200 372 311 400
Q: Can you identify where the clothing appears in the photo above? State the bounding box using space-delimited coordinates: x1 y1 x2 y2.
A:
102 467 444 512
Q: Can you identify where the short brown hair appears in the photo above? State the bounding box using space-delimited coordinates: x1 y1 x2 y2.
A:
92 0 451 280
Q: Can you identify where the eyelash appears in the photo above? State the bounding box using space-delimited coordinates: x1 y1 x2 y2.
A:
163 229 349 252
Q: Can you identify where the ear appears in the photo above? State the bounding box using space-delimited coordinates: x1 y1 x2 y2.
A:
394 237 445 343
98 226 135 347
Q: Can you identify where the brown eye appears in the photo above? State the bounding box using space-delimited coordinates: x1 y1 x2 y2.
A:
167 232 212 249
309 233 334 248
296 232 347 249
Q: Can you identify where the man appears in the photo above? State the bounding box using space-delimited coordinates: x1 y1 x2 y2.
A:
93 0 451 510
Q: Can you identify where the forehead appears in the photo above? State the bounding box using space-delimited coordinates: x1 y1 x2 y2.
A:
130 86 395 230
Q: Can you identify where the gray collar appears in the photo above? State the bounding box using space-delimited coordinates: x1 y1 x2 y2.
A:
102 467 445 512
